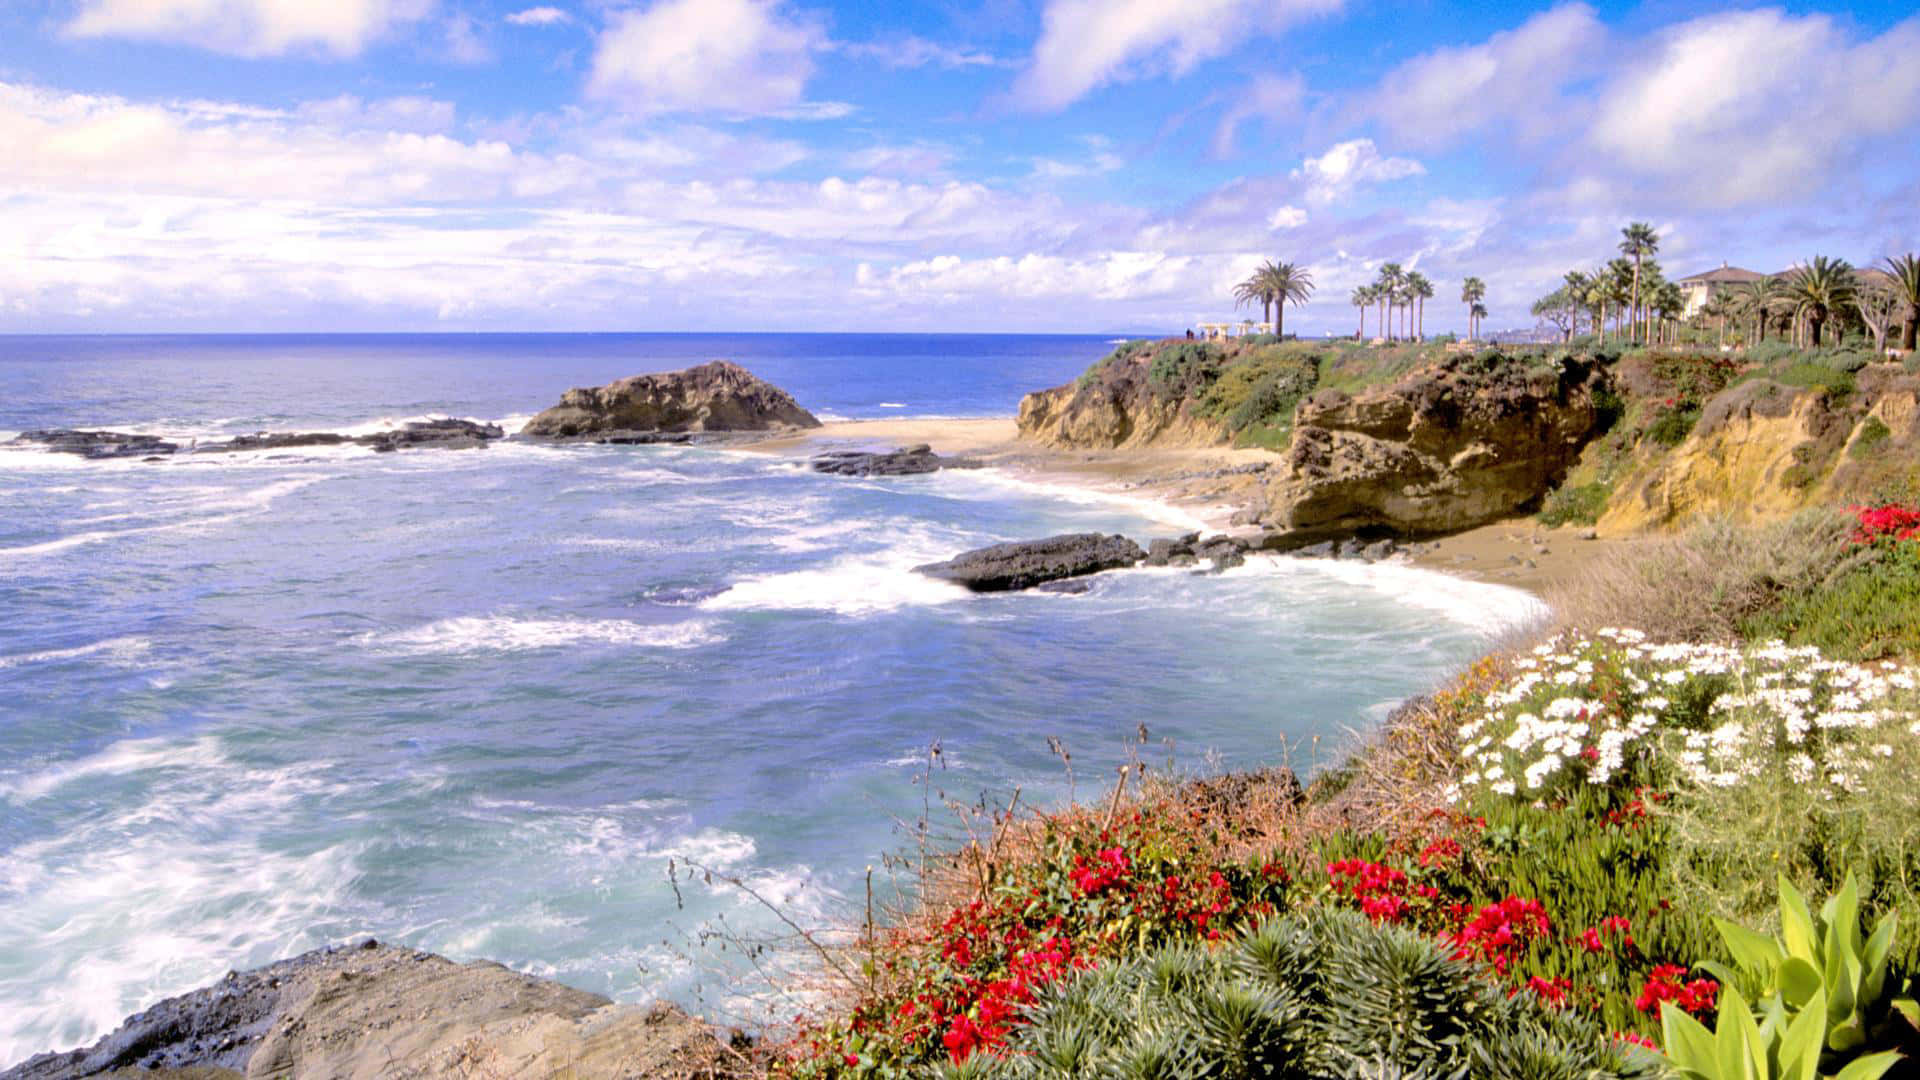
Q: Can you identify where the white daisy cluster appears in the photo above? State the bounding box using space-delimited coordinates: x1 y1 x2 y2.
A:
1453 629 1920 802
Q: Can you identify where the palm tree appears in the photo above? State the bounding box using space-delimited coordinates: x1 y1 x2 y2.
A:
1460 276 1486 341
1470 302 1488 340
1884 254 1920 352
1736 277 1783 345
1232 272 1269 331
1376 263 1405 342
1655 282 1685 346
1351 286 1372 340
1255 261 1314 339
1563 270 1597 340
1408 272 1434 341
1606 258 1636 340
1786 256 1856 347
1619 222 1659 343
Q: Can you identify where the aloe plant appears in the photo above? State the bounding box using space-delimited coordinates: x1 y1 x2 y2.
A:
1662 875 1920 1080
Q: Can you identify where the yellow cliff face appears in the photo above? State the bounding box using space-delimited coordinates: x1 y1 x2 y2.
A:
1597 367 1920 537
1597 388 1826 536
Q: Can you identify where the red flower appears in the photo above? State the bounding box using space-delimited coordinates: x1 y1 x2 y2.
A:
1636 964 1718 1016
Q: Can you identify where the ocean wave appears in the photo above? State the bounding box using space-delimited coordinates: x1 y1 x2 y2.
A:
940 468 1220 533
1264 555 1548 636
702 552 969 616
0 636 152 674
0 476 328 559
358 615 725 655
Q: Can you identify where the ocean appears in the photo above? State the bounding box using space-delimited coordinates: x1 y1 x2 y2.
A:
0 334 1542 1063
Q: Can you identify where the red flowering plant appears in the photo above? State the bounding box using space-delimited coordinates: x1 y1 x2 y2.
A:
782 800 1298 1076
1849 503 1920 546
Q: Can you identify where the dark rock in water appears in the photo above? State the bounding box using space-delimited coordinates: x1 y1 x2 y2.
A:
595 430 695 445
9 422 503 461
1034 578 1094 595
1 940 730 1080
1144 531 1211 567
809 444 982 477
522 360 820 437
209 432 351 453
358 418 503 453
915 533 1145 593
10 430 179 459
1293 540 1337 559
1359 539 1398 562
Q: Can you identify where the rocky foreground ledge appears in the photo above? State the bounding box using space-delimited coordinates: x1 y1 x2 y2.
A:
3 940 735 1080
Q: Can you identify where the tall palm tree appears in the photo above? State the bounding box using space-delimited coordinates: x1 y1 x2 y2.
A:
1470 302 1488 340
1619 222 1659 343
1376 263 1405 342
1351 286 1372 340
1606 258 1636 340
1255 261 1314 339
1563 270 1596 340
1736 277 1783 345
1787 256 1857 347
1884 254 1920 352
1408 272 1434 341
1654 282 1684 346
1460 276 1486 341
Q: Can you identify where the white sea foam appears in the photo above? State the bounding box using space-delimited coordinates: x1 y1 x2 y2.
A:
942 468 1221 533
878 402 907 409
703 555 969 616
0 476 327 559
0 636 152 674
1264 555 1548 636
360 615 725 655
0 739 361 1065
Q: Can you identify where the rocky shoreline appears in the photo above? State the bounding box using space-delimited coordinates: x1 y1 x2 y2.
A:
2 940 736 1080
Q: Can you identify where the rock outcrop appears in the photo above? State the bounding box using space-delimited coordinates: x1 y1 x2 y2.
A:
1262 353 1609 538
3 940 732 1080
810 444 982 477
8 420 504 460
1017 350 1228 451
915 534 1145 592
522 361 819 438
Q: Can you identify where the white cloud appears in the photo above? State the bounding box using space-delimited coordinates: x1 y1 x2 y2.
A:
1367 3 1600 149
1269 205 1307 230
505 6 570 26
1587 11 1920 207
587 0 824 115
1013 0 1341 111
1291 139 1423 206
1212 72 1305 157
835 36 1005 69
64 0 433 57
441 13 492 63
1029 134 1124 180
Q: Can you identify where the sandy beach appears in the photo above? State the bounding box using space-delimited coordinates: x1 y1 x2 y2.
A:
746 417 1639 601
743 417 1285 531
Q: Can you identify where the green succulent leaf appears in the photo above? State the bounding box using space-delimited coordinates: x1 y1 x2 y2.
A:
1662 1002 1719 1077
1776 958 1823 1010
1831 1050 1902 1080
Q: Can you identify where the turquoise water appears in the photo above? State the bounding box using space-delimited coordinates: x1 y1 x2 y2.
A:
0 335 1541 1063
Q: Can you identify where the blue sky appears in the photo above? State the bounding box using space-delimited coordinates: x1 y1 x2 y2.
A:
2 0 1916 334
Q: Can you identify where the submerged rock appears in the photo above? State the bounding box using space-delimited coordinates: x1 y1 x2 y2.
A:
522 360 819 437
915 533 1145 592
2 940 732 1080
809 444 981 477
10 430 179 459
7 421 504 460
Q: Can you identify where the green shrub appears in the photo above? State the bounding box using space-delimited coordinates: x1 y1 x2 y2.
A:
1647 406 1702 447
1074 340 1149 388
949 910 1662 1080
1147 342 1226 398
1740 538 1920 661
1773 364 1857 401
1198 350 1321 436
1538 481 1612 527
1593 386 1629 435
1851 417 1893 459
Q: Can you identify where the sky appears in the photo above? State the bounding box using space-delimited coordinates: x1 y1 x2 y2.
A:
2 0 1917 335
